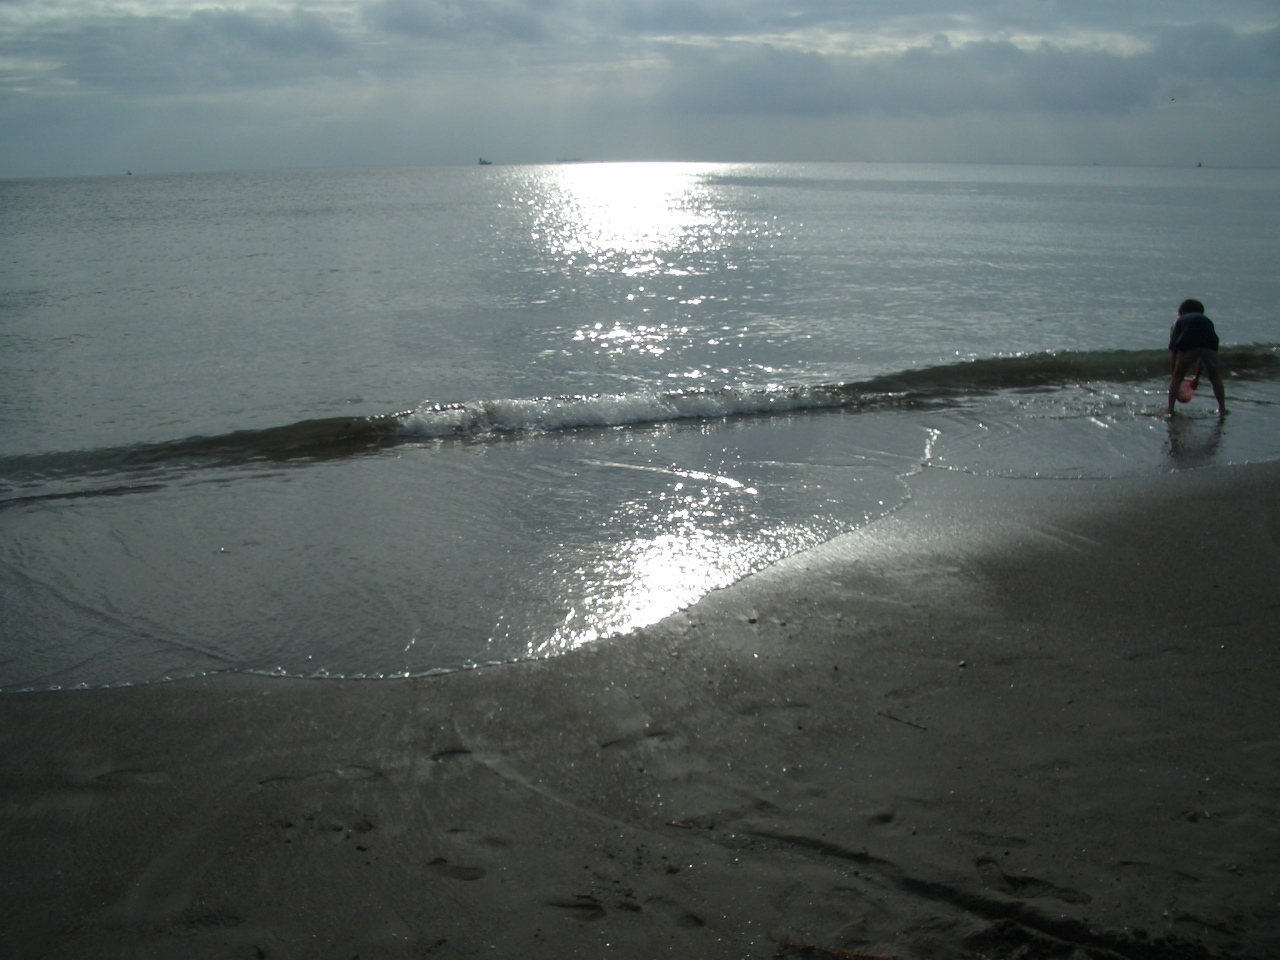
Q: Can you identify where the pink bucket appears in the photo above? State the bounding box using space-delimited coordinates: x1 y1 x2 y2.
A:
1177 376 1198 404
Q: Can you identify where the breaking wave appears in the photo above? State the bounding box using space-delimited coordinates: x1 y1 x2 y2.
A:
399 344 1279 439
4 345 1277 505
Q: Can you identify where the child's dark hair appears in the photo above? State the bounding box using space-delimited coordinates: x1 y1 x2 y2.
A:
1179 298 1205 315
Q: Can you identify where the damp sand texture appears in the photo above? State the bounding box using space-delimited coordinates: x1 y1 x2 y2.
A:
1 463 1277 959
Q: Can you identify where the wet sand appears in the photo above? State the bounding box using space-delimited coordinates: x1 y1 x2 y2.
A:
1 463 1277 959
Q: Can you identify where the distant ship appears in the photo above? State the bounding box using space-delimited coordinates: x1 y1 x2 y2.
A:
478 157 492 166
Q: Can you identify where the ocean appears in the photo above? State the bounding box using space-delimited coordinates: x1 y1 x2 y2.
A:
2 162 1278 692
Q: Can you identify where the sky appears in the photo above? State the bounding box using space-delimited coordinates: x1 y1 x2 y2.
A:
1 0 1277 178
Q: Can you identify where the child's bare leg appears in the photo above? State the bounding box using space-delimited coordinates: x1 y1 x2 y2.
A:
1209 370 1227 416
1167 362 1189 416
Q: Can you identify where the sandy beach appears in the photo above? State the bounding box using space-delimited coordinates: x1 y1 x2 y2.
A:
1 462 1277 960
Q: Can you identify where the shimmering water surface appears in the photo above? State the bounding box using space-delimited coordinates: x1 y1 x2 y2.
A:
2 162 1278 689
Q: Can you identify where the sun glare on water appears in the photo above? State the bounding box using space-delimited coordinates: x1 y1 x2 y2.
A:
524 460 801 658
539 161 722 261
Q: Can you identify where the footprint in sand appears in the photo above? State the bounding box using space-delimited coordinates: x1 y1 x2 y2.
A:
427 857 485 882
975 857 1091 904
445 827 509 849
599 730 677 750
645 896 706 929
431 748 473 763
547 895 606 922
257 764 383 786
1116 860 1200 885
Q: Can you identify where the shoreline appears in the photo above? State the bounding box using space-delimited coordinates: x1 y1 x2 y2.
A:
2 463 1278 959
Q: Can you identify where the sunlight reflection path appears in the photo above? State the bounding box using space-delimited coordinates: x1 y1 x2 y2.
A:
533 161 729 264
493 163 833 657
524 455 834 658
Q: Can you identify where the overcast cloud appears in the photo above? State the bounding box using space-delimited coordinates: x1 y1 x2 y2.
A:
1 0 1276 177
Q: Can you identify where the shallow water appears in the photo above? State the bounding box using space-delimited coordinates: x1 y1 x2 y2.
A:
2 162 1278 689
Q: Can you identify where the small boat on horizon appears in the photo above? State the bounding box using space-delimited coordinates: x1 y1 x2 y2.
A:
478 157 492 166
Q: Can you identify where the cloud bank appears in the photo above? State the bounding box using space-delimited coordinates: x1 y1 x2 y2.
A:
1 0 1276 176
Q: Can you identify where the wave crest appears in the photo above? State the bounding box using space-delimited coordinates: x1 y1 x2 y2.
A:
400 344 1280 439
4 345 1276 504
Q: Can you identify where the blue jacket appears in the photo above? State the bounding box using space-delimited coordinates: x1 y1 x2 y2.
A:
1168 312 1219 352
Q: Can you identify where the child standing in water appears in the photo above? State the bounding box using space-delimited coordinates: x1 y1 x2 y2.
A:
1167 298 1227 418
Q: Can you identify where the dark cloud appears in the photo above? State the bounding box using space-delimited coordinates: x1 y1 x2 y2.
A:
660 43 848 118
889 39 1157 115
659 27 1279 119
8 7 356 96
180 7 351 59
1151 22 1280 84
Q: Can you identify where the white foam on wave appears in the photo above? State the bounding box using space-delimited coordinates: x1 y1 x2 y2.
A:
398 386 835 439
391 344 1280 442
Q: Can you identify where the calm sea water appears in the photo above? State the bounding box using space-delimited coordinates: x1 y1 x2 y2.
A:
2 162 1278 691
